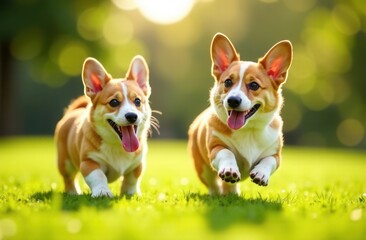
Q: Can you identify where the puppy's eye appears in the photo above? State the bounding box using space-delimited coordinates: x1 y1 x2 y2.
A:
248 82 260 91
134 98 141 107
224 79 233 88
109 99 120 108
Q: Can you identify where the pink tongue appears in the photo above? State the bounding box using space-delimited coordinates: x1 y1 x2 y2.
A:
227 111 246 130
121 126 139 152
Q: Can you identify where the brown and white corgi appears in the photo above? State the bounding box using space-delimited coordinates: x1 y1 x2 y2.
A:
188 33 293 195
55 56 154 198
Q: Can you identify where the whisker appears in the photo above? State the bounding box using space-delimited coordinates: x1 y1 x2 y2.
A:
149 110 161 136
152 110 162 115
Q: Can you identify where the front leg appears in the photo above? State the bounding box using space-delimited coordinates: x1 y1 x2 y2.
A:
212 148 241 184
81 160 113 198
250 156 278 186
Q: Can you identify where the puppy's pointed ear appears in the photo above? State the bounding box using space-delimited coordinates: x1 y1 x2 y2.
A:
259 40 293 87
211 33 240 80
126 55 151 97
82 58 111 100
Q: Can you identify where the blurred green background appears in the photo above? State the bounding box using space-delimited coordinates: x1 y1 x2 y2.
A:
0 0 365 148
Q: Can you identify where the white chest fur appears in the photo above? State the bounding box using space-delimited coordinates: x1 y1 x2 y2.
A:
213 124 280 169
88 142 145 182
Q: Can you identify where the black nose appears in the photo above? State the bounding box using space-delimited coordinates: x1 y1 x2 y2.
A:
227 96 242 108
125 112 138 123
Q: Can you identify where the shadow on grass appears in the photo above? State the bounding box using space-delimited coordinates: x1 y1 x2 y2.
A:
30 191 119 211
187 193 282 231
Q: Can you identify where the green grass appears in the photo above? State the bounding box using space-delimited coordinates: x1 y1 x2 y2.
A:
0 137 365 240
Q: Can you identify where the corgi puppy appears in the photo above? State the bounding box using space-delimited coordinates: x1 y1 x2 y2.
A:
55 56 153 198
188 33 293 195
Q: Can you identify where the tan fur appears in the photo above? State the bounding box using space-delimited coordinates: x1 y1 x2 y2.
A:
55 56 152 197
188 33 293 194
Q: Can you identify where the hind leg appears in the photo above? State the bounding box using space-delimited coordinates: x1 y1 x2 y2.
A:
57 152 81 194
201 164 222 195
192 152 221 194
62 169 81 195
189 139 220 194
222 182 240 195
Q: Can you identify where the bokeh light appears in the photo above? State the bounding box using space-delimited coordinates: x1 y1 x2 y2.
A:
106 40 149 76
286 46 316 95
304 29 352 74
103 13 134 45
57 41 90 76
337 119 364 146
77 7 106 41
304 8 353 73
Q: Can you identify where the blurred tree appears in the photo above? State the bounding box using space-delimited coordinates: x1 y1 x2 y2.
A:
284 0 366 147
0 0 365 148
0 0 82 135
0 38 13 135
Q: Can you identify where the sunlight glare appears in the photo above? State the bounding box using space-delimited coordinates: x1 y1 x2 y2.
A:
136 0 195 25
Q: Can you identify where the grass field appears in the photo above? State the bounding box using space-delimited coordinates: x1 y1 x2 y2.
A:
0 137 365 240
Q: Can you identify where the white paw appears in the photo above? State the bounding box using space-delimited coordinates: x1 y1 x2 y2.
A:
250 168 269 186
218 166 241 183
91 186 114 198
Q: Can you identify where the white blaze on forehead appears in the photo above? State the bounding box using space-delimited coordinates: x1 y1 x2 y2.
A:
240 62 251 79
121 82 128 103
231 62 251 93
238 62 251 89
119 82 135 116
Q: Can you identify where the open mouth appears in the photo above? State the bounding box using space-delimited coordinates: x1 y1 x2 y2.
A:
107 119 137 139
107 119 139 152
245 103 261 120
227 104 261 130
